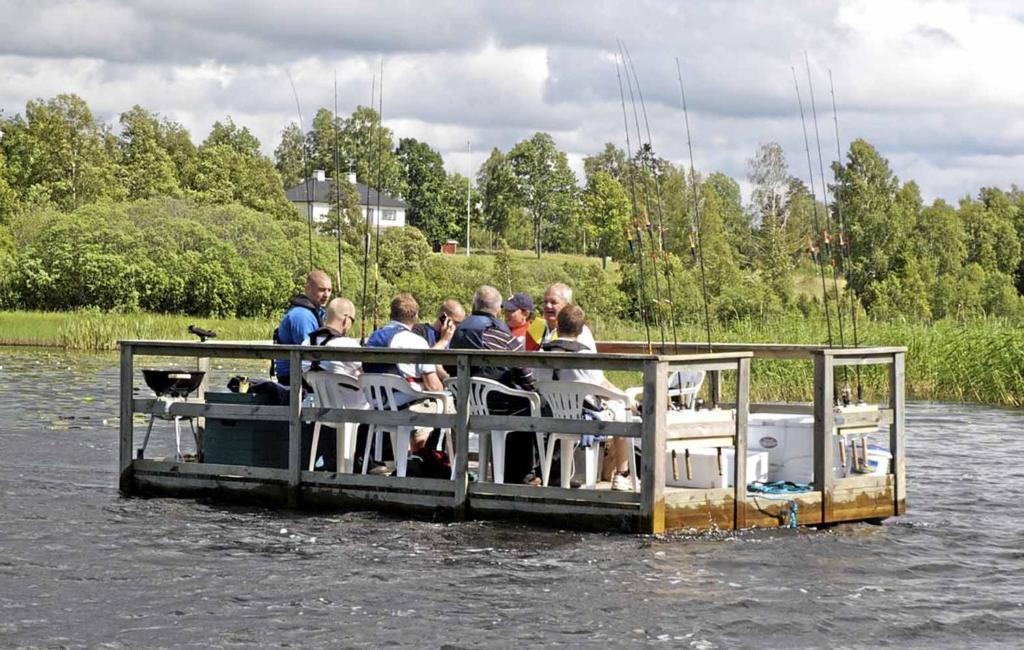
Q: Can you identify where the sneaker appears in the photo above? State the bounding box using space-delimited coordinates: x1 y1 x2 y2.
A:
522 472 542 486
367 461 391 476
611 474 633 491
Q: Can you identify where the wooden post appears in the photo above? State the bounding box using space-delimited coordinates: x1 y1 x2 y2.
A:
640 359 667 534
733 357 750 529
889 351 906 515
709 370 722 407
119 343 135 496
452 355 472 519
813 351 835 523
287 349 303 508
195 356 210 451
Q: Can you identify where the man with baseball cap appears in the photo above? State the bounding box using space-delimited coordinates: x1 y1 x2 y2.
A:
501 292 534 345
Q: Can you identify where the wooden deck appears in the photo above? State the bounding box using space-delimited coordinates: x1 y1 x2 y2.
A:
118 340 907 534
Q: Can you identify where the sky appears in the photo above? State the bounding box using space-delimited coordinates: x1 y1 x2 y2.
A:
1 0 1022 204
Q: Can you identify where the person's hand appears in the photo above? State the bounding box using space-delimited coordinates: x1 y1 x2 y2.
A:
439 316 457 342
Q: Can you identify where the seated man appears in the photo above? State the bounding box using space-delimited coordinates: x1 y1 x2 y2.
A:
449 285 540 485
300 297 365 404
364 293 453 452
413 298 466 348
273 269 332 387
539 304 632 491
501 292 534 346
525 282 596 352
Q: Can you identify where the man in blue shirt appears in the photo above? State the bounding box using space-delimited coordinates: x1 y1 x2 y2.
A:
274 270 332 386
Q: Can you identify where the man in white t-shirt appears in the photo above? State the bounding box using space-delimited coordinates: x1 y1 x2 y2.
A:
364 293 454 451
300 297 367 410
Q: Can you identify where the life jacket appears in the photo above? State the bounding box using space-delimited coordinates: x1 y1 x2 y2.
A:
541 338 589 380
411 322 439 347
272 294 324 344
525 318 550 351
307 326 343 372
271 294 324 378
363 322 419 381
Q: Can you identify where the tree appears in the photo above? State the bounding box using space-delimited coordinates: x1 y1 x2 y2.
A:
583 143 628 183
118 105 179 200
748 142 790 228
3 94 123 210
477 148 521 246
581 171 630 260
507 132 579 258
833 139 918 304
202 117 261 157
193 122 292 218
340 106 402 195
274 122 306 190
396 137 457 248
159 120 197 190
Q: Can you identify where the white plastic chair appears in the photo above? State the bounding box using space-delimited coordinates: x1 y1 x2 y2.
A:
304 371 366 473
626 369 705 411
535 380 637 490
359 373 451 478
447 377 546 485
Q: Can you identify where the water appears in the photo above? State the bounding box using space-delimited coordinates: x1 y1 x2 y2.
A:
1 346 1023 648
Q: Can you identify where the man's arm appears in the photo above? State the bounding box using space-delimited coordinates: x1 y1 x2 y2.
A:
421 371 444 392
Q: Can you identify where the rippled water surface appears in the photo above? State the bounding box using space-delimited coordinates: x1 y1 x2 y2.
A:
1 346 1023 648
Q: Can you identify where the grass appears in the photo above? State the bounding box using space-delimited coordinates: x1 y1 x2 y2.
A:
2 308 1021 407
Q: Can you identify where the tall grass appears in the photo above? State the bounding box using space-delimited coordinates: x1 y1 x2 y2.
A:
0 309 275 351
1 309 1021 407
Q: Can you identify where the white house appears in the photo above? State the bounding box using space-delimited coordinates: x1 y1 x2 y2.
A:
285 170 408 229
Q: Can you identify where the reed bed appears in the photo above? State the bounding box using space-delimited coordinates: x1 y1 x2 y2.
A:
1 310 1020 406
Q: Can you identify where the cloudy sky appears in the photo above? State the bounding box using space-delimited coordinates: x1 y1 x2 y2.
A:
1 0 1022 203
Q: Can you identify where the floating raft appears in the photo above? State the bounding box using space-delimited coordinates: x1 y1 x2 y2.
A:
118 340 906 534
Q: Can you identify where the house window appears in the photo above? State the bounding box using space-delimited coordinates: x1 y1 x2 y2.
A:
382 209 397 222
365 208 375 221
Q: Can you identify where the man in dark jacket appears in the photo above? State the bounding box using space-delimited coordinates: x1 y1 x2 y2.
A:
274 270 332 386
449 285 540 484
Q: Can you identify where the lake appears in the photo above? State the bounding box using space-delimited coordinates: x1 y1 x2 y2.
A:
1 346 1022 647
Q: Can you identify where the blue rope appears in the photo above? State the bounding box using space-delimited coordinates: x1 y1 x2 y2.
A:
748 481 812 528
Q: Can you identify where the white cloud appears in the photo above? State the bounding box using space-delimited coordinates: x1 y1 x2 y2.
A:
0 0 1021 204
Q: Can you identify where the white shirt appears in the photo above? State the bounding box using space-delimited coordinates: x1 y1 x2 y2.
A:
301 335 367 410
300 335 362 376
533 336 605 385
382 322 438 407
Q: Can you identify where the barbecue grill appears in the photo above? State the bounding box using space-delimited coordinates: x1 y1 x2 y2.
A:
136 368 206 461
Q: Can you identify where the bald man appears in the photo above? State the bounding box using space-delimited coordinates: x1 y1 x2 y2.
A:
274 269 332 386
300 297 361 377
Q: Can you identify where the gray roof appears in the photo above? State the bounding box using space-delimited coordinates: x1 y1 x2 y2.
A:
285 178 408 209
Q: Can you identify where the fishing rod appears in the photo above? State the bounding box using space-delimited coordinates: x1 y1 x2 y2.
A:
675 58 714 354
370 56 385 333
805 53 850 403
333 72 344 295
793 66 838 402
829 69 863 402
615 51 653 352
286 71 314 272
621 42 681 355
358 71 376 343
618 39 667 351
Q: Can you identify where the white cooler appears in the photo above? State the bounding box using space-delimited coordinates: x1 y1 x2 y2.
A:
666 448 769 489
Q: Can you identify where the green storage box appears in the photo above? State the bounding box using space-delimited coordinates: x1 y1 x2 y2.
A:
202 391 319 468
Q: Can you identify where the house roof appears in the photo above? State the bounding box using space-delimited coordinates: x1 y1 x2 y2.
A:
285 177 408 209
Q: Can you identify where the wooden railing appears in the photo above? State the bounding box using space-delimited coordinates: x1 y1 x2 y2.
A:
118 339 905 532
119 340 755 532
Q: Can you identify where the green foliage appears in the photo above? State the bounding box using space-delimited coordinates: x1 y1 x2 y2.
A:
508 132 580 257
581 171 630 260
